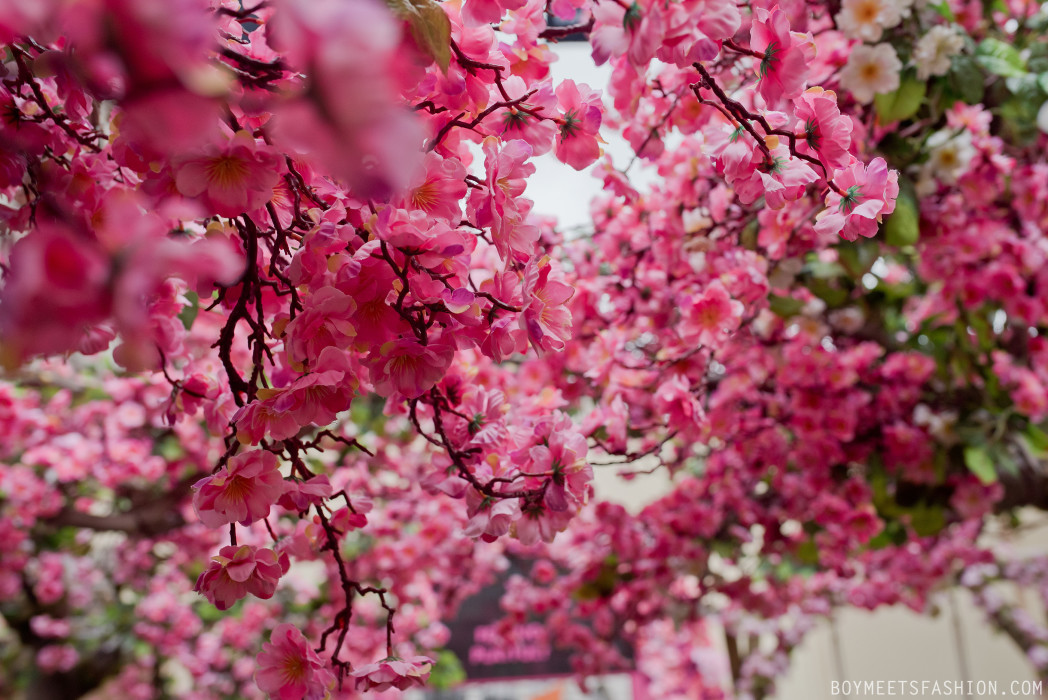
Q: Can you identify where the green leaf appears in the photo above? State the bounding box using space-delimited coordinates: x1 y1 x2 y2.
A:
428 650 467 690
875 75 926 123
928 0 956 20
796 539 819 565
976 38 1026 78
384 0 451 72
1021 424 1048 458
908 504 946 537
947 54 986 105
884 178 919 246
963 445 998 484
768 294 804 318
177 291 199 331
1039 73 1048 94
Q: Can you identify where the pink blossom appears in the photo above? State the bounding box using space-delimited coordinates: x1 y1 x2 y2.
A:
256 623 335 700
468 137 539 262
282 286 357 369
192 450 286 528
278 475 334 512
657 0 741 66
815 157 899 241
591 0 664 67
750 6 812 104
461 0 527 26
554 80 604 171
399 151 469 224
352 655 434 692
464 488 521 541
195 545 290 611
520 256 575 355
368 337 455 398
793 87 853 173
174 131 283 217
680 280 744 346
495 77 558 156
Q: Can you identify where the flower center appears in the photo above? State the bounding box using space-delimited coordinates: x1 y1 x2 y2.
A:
205 155 249 188
838 184 864 213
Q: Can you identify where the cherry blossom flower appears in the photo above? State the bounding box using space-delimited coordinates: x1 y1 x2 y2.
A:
751 6 812 104
351 655 434 692
520 256 575 355
793 87 853 173
554 80 604 171
192 450 286 528
173 131 283 217
468 137 539 262
368 337 455 398
195 545 290 611
256 623 335 700
591 0 665 67
815 157 899 241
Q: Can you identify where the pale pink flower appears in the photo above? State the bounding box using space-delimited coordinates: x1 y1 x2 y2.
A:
283 287 357 369
657 0 740 66
195 545 290 611
192 449 286 528
461 0 527 26
352 655 434 692
464 488 520 541
495 77 558 156
256 623 335 700
520 256 575 355
680 280 744 346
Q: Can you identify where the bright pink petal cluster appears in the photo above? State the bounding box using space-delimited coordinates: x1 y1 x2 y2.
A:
195 545 290 610
815 157 899 241
192 450 286 528
256 623 336 700
351 655 434 692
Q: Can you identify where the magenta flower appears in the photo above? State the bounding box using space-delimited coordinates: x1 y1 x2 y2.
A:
750 6 811 105
368 337 455 399
399 151 469 224
192 450 286 528
591 0 665 67
195 545 289 611
815 157 899 241
520 256 575 356
255 624 335 700
554 80 604 171
174 131 283 217
793 87 853 173
351 655 434 692
468 137 539 262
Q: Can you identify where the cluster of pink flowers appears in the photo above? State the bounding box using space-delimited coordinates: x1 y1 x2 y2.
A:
4 0 1048 697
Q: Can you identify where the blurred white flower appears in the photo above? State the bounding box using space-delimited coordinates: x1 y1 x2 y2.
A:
840 43 902 104
913 25 965 79
837 0 905 42
916 129 975 194
1038 99 1048 134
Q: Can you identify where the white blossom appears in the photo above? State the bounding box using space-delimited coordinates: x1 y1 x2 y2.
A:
839 43 902 104
913 25 965 79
